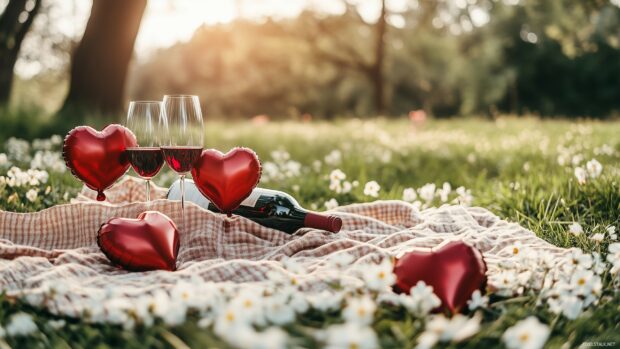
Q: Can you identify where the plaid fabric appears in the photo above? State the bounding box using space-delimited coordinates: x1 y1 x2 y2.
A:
0 176 567 318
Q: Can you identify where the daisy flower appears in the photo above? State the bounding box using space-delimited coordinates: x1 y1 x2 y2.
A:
502 317 550 349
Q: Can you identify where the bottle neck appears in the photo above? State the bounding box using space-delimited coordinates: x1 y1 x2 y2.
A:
303 212 343 233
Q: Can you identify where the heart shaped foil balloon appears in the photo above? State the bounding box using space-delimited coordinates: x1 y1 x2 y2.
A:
393 240 487 313
191 147 261 214
97 211 180 271
63 124 137 201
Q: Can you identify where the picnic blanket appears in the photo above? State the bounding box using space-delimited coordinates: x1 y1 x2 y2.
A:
0 177 567 318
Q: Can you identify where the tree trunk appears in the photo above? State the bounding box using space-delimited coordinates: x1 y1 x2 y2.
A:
62 0 146 115
371 0 387 115
369 0 387 114
0 0 41 104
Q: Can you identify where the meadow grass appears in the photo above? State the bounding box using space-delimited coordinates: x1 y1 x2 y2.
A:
1 117 619 348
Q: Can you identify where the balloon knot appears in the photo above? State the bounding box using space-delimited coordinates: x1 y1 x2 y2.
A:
96 191 106 201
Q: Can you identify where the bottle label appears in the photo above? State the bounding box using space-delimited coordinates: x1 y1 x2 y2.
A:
240 190 261 207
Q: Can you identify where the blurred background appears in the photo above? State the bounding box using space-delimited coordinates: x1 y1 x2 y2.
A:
0 0 619 138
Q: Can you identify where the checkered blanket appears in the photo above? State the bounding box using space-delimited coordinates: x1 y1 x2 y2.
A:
0 176 566 318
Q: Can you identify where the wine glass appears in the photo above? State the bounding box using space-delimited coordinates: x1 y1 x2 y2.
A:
125 101 166 202
161 95 204 227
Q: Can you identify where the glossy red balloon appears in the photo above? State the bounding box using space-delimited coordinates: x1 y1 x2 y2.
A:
97 211 180 272
63 124 137 201
393 240 487 314
191 147 261 214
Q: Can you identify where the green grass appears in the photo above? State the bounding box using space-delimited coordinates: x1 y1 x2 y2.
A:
1 117 620 348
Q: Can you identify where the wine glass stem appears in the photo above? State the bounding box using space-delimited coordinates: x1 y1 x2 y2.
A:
145 179 151 202
180 174 186 232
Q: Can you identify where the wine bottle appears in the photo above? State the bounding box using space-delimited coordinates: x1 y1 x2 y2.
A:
167 179 342 234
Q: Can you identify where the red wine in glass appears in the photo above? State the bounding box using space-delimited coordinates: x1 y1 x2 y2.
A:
126 147 164 179
161 146 203 174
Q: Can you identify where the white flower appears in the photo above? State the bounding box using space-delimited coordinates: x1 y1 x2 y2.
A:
400 281 441 316
502 317 550 349
568 222 583 236
606 226 617 240
607 243 620 274
363 181 380 198
341 181 352 193
171 282 202 308
149 290 171 320
329 169 346 182
50 135 62 145
324 150 342 166
5 137 30 162
25 189 38 202
403 188 417 202
308 291 343 312
418 183 436 203
590 233 604 242
0 153 8 166
490 270 518 297
228 289 266 325
324 198 339 210
30 150 66 173
569 269 598 296
325 323 378 349
505 241 523 257
566 248 593 270
438 182 451 202
47 319 66 330
574 167 587 184
467 290 489 311
560 294 584 319
415 313 481 349
342 295 376 325
287 291 309 314
214 305 252 338
5 312 38 336
270 150 290 162
327 253 355 269
361 259 396 292
455 186 473 206
264 296 295 325
585 159 602 178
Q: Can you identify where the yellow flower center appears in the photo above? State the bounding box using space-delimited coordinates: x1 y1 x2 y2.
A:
349 344 359 349
513 247 519 255
519 333 529 343
378 271 385 280
226 311 235 322
357 308 366 317
578 278 586 286
243 300 253 308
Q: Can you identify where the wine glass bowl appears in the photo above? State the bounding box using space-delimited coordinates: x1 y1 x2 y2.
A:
161 95 204 228
125 101 166 202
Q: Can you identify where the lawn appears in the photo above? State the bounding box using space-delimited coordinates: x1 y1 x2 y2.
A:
1 117 619 348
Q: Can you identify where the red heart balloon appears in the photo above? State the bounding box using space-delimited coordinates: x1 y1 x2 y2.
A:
191 147 261 214
63 124 137 201
97 211 180 272
393 240 487 313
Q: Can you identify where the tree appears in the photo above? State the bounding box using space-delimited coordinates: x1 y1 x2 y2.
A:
0 0 41 104
297 0 388 114
62 0 146 116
